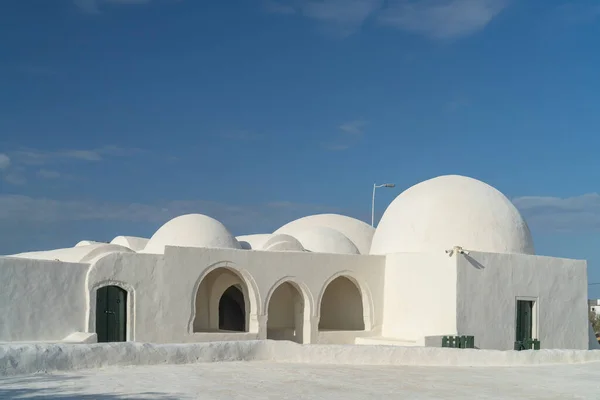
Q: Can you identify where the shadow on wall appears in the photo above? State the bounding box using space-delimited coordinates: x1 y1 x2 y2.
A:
465 255 485 270
0 374 178 399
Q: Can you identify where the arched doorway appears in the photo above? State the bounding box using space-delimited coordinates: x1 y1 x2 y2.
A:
96 285 127 342
266 282 305 343
219 285 245 331
319 276 365 331
193 267 250 332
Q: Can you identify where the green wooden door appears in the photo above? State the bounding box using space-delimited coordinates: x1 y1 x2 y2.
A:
516 300 533 342
96 286 127 342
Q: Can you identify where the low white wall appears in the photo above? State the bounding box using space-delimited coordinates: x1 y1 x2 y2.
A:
0 257 89 342
62 332 97 344
317 330 375 344
182 332 259 342
3 341 600 376
381 252 457 341
456 252 588 350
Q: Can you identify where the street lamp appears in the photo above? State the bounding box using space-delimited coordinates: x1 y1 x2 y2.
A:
372 183 395 227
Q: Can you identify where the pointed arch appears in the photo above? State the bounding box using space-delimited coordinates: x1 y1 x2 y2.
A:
188 262 260 334
265 277 313 343
317 271 373 331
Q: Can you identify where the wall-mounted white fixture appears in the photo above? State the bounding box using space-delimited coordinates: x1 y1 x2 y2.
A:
445 246 470 257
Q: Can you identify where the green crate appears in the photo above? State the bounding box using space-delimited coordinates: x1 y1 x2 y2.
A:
442 335 475 349
514 339 540 351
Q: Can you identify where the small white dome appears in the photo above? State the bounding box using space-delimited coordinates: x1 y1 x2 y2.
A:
78 244 134 263
370 175 535 255
274 213 374 254
236 234 272 250
288 226 360 255
262 234 305 252
236 234 305 252
75 240 102 247
142 214 241 254
110 236 149 252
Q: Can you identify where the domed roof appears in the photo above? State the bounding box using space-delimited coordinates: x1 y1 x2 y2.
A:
236 234 305 252
110 236 149 252
75 240 102 247
236 234 268 250
288 226 360 255
142 214 241 254
370 175 535 255
78 244 134 263
10 243 133 263
274 213 374 254
262 234 304 252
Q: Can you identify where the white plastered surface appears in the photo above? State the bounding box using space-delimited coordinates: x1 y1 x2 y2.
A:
3 357 600 399
3 341 600 398
3 340 600 376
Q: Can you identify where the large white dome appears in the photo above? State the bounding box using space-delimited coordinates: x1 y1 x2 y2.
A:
274 213 374 255
370 175 534 255
142 214 241 254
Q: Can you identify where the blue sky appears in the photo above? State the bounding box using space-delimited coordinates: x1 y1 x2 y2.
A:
2 0 600 293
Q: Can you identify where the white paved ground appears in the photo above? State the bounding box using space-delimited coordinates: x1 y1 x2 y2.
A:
2 361 600 399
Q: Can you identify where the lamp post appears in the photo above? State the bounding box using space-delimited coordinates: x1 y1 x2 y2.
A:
371 183 395 227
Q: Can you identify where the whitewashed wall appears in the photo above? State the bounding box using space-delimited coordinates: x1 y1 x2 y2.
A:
5 244 586 349
85 252 165 342
456 251 588 350
0 257 88 342
85 247 386 344
381 252 457 344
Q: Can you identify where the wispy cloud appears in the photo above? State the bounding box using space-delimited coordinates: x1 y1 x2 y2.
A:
2 174 27 186
0 154 10 170
513 193 600 233
11 145 145 166
339 120 366 135
219 130 266 142
0 154 25 185
444 94 470 113
37 169 62 180
379 0 509 39
0 194 342 241
264 0 383 36
322 120 367 151
17 65 58 77
550 2 600 25
74 0 155 14
263 0 296 14
264 0 508 38
0 146 146 185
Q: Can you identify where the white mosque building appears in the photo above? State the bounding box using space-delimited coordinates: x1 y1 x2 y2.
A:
0 175 592 350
